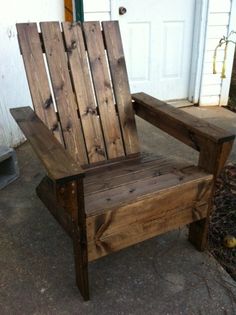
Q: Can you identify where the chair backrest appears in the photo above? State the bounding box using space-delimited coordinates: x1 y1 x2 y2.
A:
17 21 139 166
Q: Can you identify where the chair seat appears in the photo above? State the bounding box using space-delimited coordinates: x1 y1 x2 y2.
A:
84 154 212 216
84 155 213 261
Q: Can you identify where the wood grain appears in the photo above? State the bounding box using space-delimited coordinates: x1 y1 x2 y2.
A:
86 173 213 261
83 21 125 159
85 165 213 217
10 107 83 182
40 22 88 165
62 22 106 163
16 23 63 144
36 176 73 237
132 92 235 150
102 21 139 155
189 139 235 250
84 156 188 194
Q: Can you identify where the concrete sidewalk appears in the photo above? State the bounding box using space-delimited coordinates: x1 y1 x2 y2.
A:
0 106 236 315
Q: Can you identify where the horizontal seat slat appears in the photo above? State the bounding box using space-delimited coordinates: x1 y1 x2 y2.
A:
84 157 213 216
85 162 213 261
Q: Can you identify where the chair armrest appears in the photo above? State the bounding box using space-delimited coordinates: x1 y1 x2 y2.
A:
132 92 235 151
10 107 84 182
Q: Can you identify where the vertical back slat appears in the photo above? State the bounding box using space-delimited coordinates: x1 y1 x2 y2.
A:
40 22 88 165
102 21 139 155
16 23 63 144
62 22 106 163
83 22 125 160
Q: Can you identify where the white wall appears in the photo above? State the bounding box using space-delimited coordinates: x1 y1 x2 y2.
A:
0 0 64 147
199 0 236 106
83 0 111 21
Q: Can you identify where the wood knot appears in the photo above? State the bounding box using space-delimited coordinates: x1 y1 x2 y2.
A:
43 96 53 109
84 106 97 116
104 98 109 105
95 146 105 156
71 40 77 49
117 56 124 64
66 120 72 132
51 122 58 132
60 187 65 194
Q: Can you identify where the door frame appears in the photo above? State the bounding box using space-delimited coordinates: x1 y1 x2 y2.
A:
111 0 209 104
219 0 236 105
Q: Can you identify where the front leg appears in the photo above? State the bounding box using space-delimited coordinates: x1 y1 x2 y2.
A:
57 178 89 301
189 140 234 251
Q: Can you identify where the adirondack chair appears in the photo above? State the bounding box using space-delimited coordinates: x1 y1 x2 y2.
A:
11 21 235 301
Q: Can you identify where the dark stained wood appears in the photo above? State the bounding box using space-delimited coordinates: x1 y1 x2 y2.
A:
102 21 139 155
132 92 235 150
84 156 188 195
14 21 235 301
40 21 88 165
10 107 84 182
85 165 213 217
56 177 89 301
83 21 125 159
16 23 63 144
86 171 213 261
83 151 141 173
37 175 89 300
189 139 235 250
62 22 106 163
36 176 73 237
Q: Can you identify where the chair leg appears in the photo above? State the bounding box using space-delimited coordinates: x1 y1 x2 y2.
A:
73 230 90 301
188 218 209 251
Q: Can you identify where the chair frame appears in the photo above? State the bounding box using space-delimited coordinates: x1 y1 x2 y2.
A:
11 21 235 301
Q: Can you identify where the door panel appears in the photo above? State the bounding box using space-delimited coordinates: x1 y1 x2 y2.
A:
112 0 196 101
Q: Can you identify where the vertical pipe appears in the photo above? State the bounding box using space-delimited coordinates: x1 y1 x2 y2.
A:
75 0 84 22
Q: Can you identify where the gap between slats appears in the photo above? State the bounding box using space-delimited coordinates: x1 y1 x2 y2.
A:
18 21 139 166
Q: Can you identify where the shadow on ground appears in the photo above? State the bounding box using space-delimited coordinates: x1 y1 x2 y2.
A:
0 106 236 315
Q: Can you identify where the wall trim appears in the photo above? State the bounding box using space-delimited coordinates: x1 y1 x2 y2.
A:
75 0 84 22
219 0 236 105
189 0 209 104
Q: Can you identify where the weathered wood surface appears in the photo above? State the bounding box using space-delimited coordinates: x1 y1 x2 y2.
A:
10 107 83 182
83 21 125 159
102 21 139 155
84 155 188 196
40 22 88 165
37 175 89 300
14 21 235 301
85 162 213 216
86 167 213 261
36 176 74 236
132 92 235 151
189 139 235 250
16 23 63 144
56 177 89 301
62 22 106 164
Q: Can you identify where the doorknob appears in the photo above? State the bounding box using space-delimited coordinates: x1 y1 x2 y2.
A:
119 7 127 15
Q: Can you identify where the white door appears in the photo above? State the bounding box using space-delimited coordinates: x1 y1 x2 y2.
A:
111 0 196 101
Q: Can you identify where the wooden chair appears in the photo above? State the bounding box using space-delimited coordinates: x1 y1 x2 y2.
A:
11 21 235 301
